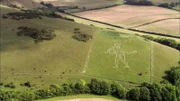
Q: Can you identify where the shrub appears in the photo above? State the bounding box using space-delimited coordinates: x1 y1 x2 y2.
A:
111 83 126 99
125 0 153 5
141 35 180 51
35 89 53 99
18 91 35 101
89 79 111 95
126 88 140 101
2 14 8 19
4 82 16 89
17 26 56 43
72 33 92 42
139 87 151 101
168 66 180 86
20 81 32 87
0 82 3 86
158 3 170 8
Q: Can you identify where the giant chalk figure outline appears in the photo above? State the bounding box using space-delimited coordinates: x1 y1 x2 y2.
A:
105 43 137 68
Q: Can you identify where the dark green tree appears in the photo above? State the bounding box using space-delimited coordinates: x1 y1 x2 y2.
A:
139 87 151 101
89 79 110 95
126 88 140 101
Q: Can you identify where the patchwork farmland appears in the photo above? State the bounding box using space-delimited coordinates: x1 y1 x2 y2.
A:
75 5 179 28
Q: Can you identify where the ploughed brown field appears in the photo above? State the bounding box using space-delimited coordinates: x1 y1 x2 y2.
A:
75 5 179 28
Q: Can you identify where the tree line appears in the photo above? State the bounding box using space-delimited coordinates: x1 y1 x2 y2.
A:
141 35 180 51
124 0 153 5
158 2 180 9
0 66 180 101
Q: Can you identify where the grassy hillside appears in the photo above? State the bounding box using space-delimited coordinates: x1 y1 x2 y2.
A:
0 0 43 8
152 42 179 82
85 30 151 83
0 5 98 88
0 4 179 91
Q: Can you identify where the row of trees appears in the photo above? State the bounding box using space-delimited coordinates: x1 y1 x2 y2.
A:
141 35 180 51
124 0 153 5
158 2 180 9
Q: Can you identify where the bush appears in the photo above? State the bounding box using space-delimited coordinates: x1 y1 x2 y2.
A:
89 79 111 95
4 82 16 89
18 91 35 101
168 66 180 86
126 88 140 101
111 83 126 99
141 35 180 51
17 26 56 43
35 89 53 99
125 0 153 5
139 87 151 101
20 81 32 87
0 82 3 86
158 3 170 8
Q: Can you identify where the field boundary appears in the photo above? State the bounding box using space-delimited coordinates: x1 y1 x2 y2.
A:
129 17 180 28
150 41 153 83
66 4 121 13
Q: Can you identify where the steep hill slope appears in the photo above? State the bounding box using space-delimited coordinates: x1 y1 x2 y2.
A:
0 5 98 88
0 4 179 90
0 0 43 8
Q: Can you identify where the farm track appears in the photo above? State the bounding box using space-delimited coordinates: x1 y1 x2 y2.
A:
62 12 180 39
150 41 153 83
83 30 98 74
129 17 180 28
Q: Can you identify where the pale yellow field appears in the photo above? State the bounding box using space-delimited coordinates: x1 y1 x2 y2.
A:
135 19 180 36
75 5 179 28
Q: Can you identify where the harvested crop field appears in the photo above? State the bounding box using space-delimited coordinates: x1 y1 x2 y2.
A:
134 19 180 36
75 5 179 28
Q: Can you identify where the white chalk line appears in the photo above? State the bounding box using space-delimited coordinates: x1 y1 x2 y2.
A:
105 43 137 68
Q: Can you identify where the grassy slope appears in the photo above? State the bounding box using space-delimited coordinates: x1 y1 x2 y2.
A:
152 42 179 82
0 4 179 91
0 5 98 88
172 5 180 11
86 30 151 83
1 0 43 8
